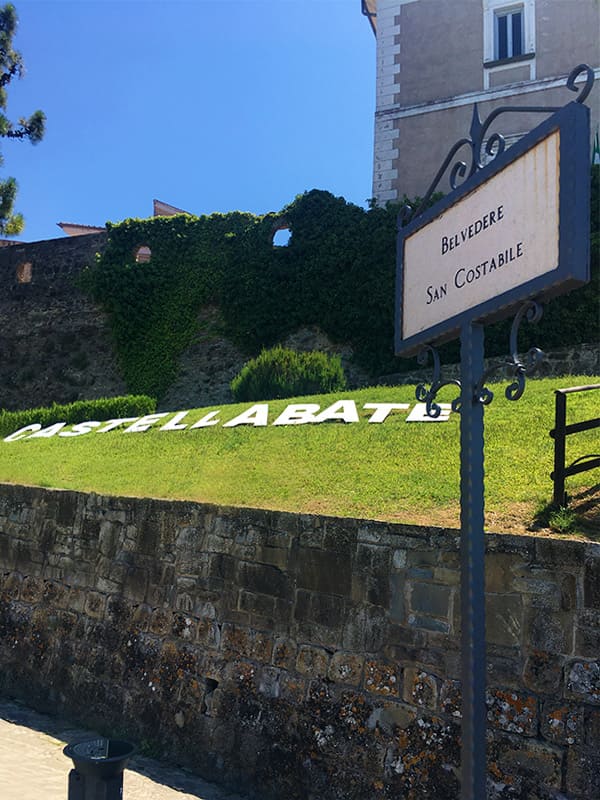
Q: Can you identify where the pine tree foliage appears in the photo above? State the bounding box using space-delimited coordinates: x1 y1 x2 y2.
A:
0 3 44 235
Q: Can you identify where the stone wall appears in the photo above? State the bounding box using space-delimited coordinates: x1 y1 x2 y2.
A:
0 233 126 410
0 232 107 296
0 484 599 799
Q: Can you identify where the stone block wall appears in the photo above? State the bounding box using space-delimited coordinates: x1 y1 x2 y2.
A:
0 232 107 297
0 483 599 799
0 233 127 410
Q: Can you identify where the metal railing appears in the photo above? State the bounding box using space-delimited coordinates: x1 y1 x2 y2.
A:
550 384 600 506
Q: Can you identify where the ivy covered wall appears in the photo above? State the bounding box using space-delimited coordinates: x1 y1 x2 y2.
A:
83 171 599 400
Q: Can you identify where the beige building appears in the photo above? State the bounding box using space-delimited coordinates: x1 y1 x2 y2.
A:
362 0 600 202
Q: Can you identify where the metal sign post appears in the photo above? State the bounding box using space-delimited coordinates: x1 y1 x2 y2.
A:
459 320 487 799
395 64 593 800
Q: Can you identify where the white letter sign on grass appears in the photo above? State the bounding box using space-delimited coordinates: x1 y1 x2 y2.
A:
2 400 455 442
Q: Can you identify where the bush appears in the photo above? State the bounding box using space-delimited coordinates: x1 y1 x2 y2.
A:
0 395 156 438
230 347 346 402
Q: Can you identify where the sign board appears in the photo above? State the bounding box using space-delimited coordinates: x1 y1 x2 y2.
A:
396 101 590 355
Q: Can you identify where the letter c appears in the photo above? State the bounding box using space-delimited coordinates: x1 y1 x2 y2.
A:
3 423 42 442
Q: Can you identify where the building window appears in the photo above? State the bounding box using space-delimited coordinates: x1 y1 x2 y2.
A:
483 0 535 88
495 7 523 61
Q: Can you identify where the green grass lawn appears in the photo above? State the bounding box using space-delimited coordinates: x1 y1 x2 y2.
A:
1 376 598 535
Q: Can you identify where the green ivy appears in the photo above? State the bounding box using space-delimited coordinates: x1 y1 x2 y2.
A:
82 172 599 400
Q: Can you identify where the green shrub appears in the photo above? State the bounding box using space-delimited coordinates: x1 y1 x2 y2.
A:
230 346 346 402
0 395 156 438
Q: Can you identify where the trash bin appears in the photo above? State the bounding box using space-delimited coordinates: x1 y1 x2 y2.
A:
63 737 136 800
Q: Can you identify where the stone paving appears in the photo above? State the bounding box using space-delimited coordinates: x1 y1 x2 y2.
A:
0 699 249 800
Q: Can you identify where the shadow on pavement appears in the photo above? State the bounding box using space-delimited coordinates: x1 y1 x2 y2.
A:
0 697 248 800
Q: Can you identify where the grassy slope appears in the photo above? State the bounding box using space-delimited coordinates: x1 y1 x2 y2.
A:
0 376 598 533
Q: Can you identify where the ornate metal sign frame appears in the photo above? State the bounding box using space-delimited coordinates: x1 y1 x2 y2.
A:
395 65 593 357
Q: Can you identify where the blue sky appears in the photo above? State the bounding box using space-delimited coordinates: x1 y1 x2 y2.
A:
3 0 375 242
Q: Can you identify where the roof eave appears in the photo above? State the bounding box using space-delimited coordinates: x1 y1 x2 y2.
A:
361 0 377 35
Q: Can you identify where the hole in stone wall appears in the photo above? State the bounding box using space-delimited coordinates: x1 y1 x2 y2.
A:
201 677 219 714
16 262 32 283
272 225 291 247
134 245 152 263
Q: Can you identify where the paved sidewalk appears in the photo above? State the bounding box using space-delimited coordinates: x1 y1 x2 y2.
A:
0 699 249 800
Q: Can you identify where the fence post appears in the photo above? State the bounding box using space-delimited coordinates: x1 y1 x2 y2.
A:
552 390 567 506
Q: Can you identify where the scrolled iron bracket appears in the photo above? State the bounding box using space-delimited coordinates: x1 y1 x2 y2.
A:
566 63 595 104
415 345 462 417
398 64 595 225
397 203 414 231
416 300 545 415
474 300 545 405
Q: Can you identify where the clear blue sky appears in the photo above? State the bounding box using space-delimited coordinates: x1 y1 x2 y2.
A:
3 0 375 242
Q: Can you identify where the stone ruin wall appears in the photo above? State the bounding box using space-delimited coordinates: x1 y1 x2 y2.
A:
0 235 369 412
0 233 126 411
0 235 597 413
0 483 599 799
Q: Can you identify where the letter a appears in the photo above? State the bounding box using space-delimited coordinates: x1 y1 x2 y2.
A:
314 400 359 424
28 422 67 438
273 404 320 425
223 404 269 427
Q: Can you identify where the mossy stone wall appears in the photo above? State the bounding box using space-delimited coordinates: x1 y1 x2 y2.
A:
0 484 599 798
